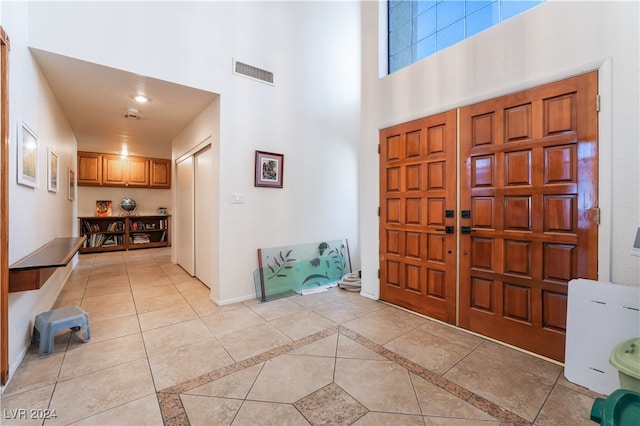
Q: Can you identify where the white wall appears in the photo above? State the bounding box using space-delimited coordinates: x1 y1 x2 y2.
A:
1 2 78 379
26 1 362 304
77 186 171 217
360 0 640 299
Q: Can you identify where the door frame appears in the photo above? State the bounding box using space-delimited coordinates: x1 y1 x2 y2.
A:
1 26 10 386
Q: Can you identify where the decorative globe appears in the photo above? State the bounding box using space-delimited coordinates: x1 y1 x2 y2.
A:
120 198 137 212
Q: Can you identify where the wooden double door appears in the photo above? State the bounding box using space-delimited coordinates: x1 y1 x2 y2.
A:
379 72 598 362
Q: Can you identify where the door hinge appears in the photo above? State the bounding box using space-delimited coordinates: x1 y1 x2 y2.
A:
596 94 601 112
378 144 380 154
595 208 601 224
378 269 380 278
377 207 380 216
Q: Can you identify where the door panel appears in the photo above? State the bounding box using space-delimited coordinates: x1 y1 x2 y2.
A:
176 157 195 276
77 152 102 185
102 155 126 186
127 157 150 187
379 110 457 323
459 71 598 362
150 159 171 188
194 145 213 289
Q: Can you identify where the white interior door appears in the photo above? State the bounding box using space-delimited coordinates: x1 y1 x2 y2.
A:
194 145 213 288
176 156 195 275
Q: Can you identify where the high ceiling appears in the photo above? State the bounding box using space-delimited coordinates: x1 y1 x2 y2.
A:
30 49 218 158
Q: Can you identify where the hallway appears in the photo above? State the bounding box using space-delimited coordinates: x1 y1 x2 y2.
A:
1 248 602 425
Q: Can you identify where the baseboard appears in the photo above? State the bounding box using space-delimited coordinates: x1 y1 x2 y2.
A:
210 292 257 307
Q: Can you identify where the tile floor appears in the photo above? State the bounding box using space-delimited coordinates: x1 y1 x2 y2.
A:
1 248 604 425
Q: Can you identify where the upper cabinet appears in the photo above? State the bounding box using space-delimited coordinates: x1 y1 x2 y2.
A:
150 159 171 189
78 151 171 189
126 156 150 187
77 152 103 186
102 154 127 186
102 154 150 187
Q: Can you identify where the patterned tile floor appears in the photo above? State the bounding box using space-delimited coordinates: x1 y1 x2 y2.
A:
1 248 604 425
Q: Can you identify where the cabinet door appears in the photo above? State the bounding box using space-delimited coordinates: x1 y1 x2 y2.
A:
128 157 150 187
77 152 102 186
150 158 171 189
102 155 127 186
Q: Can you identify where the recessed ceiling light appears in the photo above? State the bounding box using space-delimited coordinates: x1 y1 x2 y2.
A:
132 94 151 103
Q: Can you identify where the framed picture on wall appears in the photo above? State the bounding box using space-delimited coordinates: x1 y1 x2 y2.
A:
254 150 284 188
17 121 39 188
47 147 59 192
68 168 75 201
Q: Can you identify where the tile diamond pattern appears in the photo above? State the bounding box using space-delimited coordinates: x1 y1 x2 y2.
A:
294 383 369 425
2 248 603 426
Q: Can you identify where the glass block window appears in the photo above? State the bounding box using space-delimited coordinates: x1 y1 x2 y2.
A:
388 0 546 73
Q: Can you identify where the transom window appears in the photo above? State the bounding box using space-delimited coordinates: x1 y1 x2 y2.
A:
388 0 546 73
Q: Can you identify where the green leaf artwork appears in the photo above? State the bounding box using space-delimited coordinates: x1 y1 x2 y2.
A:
255 239 351 301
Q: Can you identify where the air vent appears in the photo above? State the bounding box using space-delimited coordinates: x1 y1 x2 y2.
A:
124 108 141 120
233 60 274 85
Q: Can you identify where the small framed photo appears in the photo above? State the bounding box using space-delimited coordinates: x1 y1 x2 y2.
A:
17 121 39 188
254 150 284 188
68 168 75 201
47 147 59 192
96 200 112 217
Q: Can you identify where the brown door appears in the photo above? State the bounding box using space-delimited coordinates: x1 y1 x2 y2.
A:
379 110 457 323
459 72 599 362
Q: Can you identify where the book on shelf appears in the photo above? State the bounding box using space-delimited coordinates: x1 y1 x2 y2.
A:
83 233 125 248
106 221 124 232
82 219 124 233
89 234 104 247
131 233 151 244
82 220 100 233
102 235 117 246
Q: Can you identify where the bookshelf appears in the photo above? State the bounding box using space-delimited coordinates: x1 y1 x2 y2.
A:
79 217 126 253
128 216 170 250
78 215 170 253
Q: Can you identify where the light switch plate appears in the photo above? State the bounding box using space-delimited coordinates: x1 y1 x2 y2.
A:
230 193 244 204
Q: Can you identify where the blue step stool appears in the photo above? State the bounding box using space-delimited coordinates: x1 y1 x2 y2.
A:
32 306 90 355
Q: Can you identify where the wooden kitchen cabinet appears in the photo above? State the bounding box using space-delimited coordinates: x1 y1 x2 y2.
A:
150 158 171 189
127 156 150 187
77 152 102 185
102 154 127 186
78 151 169 188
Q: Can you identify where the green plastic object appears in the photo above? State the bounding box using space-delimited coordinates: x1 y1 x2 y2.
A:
610 338 640 392
590 389 640 426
